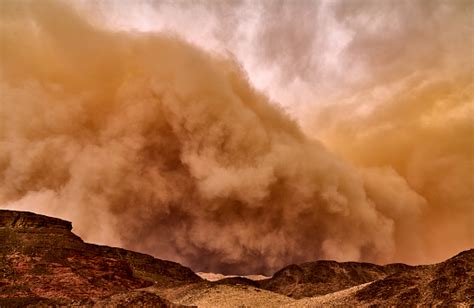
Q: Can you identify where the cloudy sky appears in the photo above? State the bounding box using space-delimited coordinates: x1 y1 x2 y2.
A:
1 0 472 274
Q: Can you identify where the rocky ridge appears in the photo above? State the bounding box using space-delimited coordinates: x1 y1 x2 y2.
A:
1 209 472 307
0 210 199 307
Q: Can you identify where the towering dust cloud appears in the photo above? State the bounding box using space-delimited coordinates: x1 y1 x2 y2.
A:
302 0 474 264
0 0 471 274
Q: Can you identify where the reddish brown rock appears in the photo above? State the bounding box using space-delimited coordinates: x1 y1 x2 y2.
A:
1 210 472 307
0 210 200 307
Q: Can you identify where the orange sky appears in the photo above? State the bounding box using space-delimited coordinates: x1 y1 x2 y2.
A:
0 0 472 274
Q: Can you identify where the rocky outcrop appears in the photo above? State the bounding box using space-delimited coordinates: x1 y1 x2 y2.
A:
258 260 389 298
0 210 73 230
0 210 200 307
354 249 474 306
256 250 474 305
1 210 472 307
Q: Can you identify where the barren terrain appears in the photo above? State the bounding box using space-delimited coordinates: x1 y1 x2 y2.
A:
1 210 472 307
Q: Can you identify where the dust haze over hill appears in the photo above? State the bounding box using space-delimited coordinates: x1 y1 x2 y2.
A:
0 0 472 275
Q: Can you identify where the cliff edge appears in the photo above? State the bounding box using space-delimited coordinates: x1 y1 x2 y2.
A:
0 210 200 307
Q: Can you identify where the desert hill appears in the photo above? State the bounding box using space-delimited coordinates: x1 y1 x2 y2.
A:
0 210 199 307
0 210 472 307
258 260 389 298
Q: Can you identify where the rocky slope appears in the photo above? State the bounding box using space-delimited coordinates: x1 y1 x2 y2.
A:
353 249 474 306
0 209 472 307
257 260 389 298
257 251 473 306
0 210 200 307
282 250 474 307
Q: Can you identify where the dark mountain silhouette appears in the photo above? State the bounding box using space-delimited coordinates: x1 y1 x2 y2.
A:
1 209 472 307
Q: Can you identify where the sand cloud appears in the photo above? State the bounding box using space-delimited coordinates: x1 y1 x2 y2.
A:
0 0 471 274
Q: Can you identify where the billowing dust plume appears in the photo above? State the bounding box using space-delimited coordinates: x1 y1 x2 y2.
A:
0 0 470 274
303 0 474 264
